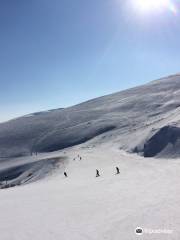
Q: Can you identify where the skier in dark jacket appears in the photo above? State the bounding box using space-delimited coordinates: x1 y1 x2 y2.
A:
116 167 120 175
96 169 100 177
64 172 68 177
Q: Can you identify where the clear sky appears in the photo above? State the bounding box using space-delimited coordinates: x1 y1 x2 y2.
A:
1 0 180 122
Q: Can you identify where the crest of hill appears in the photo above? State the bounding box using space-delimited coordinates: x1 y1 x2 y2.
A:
1 73 180 158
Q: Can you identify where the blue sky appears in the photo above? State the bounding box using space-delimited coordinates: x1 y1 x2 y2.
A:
1 0 180 122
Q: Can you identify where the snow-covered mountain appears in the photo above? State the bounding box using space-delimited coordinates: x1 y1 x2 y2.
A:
0 74 180 240
1 73 180 159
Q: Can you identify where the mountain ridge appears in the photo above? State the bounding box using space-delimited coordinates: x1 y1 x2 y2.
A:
1 73 180 159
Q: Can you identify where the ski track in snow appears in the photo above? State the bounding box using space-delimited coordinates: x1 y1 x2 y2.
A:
0 142 179 240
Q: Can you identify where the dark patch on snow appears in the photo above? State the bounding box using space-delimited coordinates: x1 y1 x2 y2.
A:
0 157 63 189
34 125 116 153
136 125 180 157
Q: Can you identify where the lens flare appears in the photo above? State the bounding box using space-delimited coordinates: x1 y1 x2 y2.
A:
169 3 178 15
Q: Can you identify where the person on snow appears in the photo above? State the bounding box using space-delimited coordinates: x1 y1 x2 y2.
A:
64 172 68 177
116 167 120 175
96 169 100 177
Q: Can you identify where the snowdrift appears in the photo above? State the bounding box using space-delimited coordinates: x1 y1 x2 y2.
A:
135 125 180 157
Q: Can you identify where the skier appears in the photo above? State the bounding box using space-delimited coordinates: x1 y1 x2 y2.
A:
64 172 68 177
116 167 120 175
96 169 100 177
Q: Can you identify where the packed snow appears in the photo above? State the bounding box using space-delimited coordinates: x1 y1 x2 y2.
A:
0 142 179 240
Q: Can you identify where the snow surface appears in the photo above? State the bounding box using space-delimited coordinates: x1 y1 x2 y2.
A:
0 75 180 239
0 142 179 240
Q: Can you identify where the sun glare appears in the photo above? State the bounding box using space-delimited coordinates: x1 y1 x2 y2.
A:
136 0 168 11
133 0 177 14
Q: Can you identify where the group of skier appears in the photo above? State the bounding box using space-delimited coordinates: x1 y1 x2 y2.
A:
96 167 120 177
64 166 120 178
73 154 82 161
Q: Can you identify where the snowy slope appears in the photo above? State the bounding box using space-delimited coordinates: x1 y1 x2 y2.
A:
0 74 180 239
0 143 179 240
1 73 180 158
